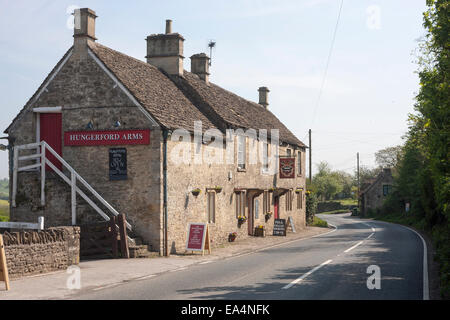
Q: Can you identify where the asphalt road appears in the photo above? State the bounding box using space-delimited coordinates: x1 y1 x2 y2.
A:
71 213 427 300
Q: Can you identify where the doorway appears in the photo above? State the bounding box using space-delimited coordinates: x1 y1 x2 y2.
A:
39 113 62 171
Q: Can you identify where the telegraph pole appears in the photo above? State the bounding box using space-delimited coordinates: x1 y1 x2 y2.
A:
309 129 312 184
357 152 360 215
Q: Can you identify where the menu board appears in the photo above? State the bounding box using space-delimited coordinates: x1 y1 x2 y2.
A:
273 218 287 236
186 223 210 254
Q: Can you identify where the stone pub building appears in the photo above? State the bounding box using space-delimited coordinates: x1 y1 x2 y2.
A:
5 8 307 256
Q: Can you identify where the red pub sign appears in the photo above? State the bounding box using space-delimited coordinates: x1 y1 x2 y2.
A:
279 157 295 179
64 129 150 146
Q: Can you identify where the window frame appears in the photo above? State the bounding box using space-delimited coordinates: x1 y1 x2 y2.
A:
207 191 216 223
237 135 246 170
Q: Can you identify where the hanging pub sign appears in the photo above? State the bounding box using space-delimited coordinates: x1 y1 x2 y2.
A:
109 148 127 181
64 129 150 146
279 157 295 179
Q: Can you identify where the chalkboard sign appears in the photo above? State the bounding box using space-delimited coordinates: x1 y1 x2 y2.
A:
273 218 286 236
109 148 127 180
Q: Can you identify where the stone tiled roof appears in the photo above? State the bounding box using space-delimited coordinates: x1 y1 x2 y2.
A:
88 42 218 133
177 72 306 147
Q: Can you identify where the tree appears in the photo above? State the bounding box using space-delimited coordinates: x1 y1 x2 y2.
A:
375 145 403 168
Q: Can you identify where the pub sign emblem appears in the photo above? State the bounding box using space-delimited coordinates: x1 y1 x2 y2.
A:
109 148 127 180
279 158 295 179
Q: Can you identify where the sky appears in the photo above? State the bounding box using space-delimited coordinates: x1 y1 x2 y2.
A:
0 0 428 179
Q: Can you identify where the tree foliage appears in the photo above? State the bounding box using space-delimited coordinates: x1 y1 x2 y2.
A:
378 0 449 298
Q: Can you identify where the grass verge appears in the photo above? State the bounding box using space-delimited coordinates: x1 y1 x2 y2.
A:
0 199 9 221
308 216 328 228
320 209 351 215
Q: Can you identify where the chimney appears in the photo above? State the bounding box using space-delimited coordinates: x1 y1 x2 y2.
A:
258 87 270 109
190 53 210 84
73 8 97 59
146 20 184 76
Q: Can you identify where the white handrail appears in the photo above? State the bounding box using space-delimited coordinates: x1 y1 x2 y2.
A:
12 141 131 231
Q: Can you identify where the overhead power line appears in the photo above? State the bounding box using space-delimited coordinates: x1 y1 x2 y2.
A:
311 0 344 126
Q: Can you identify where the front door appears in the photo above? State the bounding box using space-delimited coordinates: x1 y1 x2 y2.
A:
248 195 254 236
274 196 279 219
40 113 62 171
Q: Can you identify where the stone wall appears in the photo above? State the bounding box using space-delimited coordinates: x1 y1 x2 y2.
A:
2 226 80 279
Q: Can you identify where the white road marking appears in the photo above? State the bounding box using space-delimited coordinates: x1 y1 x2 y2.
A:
93 283 120 291
199 261 213 265
400 225 429 300
136 274 156 280
344 241 364 253
282 259 333 290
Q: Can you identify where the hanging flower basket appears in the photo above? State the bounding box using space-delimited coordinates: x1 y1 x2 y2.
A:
237 215 247 224
214 186 223 193
191 188 201 196
295 188 303 194
228 232 237 242
268 187 277 193
265 212 273 221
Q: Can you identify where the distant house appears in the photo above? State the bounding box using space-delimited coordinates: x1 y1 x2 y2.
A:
360 168 394 215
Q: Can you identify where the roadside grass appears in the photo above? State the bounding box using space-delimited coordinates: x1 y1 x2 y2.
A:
338 198 358 206
309 216 328 228
320 209 351 215
0 199 9 221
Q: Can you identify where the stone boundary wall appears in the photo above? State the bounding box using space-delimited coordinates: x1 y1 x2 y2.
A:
1 226 80 279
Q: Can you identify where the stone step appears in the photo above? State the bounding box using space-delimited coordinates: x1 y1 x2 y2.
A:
128 244 158 258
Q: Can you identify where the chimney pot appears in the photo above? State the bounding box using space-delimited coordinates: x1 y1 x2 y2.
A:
165 20 172 34
258 87 270 109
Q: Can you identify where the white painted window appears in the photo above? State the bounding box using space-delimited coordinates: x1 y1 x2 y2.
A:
297 190 303 209
287 149 291 157
237 135 246 170
262 142 269 172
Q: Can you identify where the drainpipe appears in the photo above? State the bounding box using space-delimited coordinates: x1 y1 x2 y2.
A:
163 129 169 256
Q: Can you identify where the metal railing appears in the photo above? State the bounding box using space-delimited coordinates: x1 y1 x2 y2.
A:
11 141 132 231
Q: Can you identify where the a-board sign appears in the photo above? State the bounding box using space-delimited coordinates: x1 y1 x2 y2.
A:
273 218 287 236
0 235 10 291
286 216 296 233
109 148 127 181
186 223 211 255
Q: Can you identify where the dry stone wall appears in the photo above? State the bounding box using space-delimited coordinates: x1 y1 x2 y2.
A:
2 226 80 279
